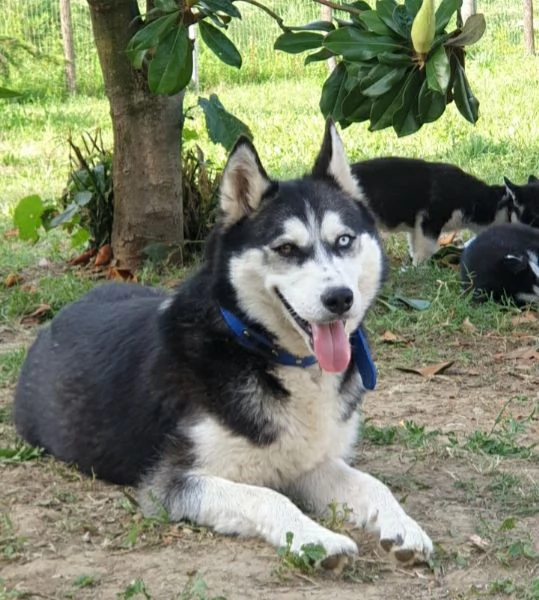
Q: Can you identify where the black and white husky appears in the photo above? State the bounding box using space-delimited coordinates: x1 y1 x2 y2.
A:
13 123 433 566
350 157 529 265
504 175 539 228
461 223 539 306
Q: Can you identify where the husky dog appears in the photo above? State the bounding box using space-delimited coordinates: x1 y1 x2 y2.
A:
350 157 523 265
13 122 433 566
504 175 539 228
461 223 539 306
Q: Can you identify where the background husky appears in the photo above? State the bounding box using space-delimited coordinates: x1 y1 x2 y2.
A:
350 157 527 265
504 175 539 228
461 223 539 306
13 122 433 566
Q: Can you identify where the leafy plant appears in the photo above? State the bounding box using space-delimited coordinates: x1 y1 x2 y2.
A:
276 531 327 573
275 0 485 136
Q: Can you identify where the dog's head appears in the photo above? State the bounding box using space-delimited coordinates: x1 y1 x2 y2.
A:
211 121 386 373
501 250 539 306
503 175 539 227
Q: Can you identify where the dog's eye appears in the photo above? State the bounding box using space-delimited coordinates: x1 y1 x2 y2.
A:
336 234 354 250
274 243 296 257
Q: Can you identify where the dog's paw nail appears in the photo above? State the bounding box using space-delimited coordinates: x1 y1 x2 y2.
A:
393 548 416 564
321 553 351 572
380 538 394 552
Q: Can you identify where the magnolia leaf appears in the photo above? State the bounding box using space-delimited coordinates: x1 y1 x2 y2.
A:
376 0 410 39
319 62 347 119
359 10 395 36
418 79 447 123
289 20 335 33
453 59 479 124
274 31 324 54
378 51 414 66
445 13 487 47
368 81 408 131
199 21 242 68
324 28 405 61
360 64 408 98
196 0 241 19
148 26 193 94
304 48 335 65
392 68 423 137
435 0 461 33
0 86 22 99
426 45 450 94
392 294 431 310
198 94 253 151
127 12 179 53
404 0 422 16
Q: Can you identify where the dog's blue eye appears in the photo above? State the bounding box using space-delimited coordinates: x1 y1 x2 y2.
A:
336 234 354 249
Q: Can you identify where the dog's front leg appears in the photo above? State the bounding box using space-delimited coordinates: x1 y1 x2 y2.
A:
290 458 433 564
138 471 358 559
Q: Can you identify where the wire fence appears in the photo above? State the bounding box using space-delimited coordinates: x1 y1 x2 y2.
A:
0 0 536 98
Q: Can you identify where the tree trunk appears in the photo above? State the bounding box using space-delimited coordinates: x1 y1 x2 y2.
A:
523 0 535 55
320 5 336 73
59 0 77 94
460 0 477 24
87 0 184 270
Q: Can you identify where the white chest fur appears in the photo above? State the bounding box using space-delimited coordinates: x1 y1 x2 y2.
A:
188 366 361 491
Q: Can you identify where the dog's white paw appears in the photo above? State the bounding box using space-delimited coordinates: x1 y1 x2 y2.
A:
377 510 433 565
283 522 358 560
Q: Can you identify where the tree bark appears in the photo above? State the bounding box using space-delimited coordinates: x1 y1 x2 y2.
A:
523 0 535 55
460 0 477 24
59 0 77 94
87 0 184 270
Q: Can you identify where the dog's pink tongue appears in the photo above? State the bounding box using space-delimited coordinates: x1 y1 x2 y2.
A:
311 321 351 373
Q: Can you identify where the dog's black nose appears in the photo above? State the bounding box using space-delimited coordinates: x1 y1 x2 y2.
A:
321 287 354 315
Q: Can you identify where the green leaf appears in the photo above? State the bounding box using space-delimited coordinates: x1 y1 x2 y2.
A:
452 58 479 124
445 13 486 47
289 20 335 33
378 51 414 66
70 227 91 249
198 94 253 151
319 62 347 119
404 0 422 16
127 12 179 53
195 0 241 19
50 202 80 228
154 0 180 13
392 67 424 136
368 82 407 131
199 21 242 68
304 48 335 65
376 0 410 39
274 31 324 54
360 63 408 98
0 86 22 99
392 294 431 310
435 0 461 33
418 78 446 123
359 11 395 36
13 194 45 242
341 83 373 121
148 26 193 94
425 45 450 94
196 0 241 19
324 28 406 61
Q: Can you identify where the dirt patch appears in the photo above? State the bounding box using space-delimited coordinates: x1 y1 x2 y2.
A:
1 325 538 600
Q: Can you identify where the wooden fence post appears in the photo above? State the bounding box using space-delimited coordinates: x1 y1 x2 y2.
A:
59 0 77 94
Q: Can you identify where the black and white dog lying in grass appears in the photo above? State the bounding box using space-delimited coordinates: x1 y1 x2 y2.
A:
350 157 538 265
13 122 433 566
461 223 539 306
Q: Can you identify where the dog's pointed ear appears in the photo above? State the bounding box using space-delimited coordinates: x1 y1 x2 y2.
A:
312 119 363 200
528 174 538 184
502 254 527 274
219 136 272 227
503 176 518 199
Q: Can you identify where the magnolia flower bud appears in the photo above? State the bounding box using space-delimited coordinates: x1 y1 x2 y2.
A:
411 0 436 57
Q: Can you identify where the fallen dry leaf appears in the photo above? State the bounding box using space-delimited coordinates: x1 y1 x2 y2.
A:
69 248 97 266
511 312 538 326
397 360 455 378
94 244 112 267
107 267 137 282
3 228 19 239
380 330 402 343
20 303 52 325
438 231 457 246
21 283 38 294
502 346 539 361
5 273 22 288
468 534 489 553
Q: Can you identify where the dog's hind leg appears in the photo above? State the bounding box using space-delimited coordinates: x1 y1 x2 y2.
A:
409 214 439 266
138 467 358 559
290 458 433 565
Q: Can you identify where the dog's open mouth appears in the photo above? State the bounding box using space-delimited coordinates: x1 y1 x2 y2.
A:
275 289 351 373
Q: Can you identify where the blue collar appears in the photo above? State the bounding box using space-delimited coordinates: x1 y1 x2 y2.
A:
219 308 377 390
